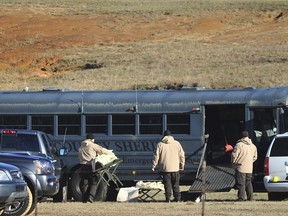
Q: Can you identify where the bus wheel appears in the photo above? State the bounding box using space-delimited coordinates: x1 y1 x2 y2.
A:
94 174 108 202
70 168 84 201
70 169 108 202
180 191 202 202
106 183 119 201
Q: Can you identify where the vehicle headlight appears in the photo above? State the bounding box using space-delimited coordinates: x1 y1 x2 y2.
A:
0 170 10 181
10 170 24 181
33 160 55 174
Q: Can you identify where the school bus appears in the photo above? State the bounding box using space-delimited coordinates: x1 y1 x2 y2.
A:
0 86 287 200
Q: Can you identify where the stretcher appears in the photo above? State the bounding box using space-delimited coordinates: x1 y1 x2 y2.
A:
136 180 164 202
138 188 162 202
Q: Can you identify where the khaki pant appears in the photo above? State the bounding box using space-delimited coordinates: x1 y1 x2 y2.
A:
80 164 99 202
235 170 253 201
161 172 181 201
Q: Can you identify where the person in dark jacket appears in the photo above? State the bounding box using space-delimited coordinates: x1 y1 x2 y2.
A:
152 130 185 202
231 131 258 201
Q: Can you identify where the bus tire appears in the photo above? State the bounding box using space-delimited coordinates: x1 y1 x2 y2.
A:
70 169 108 202
52 190 63 202
180 191 202 202
3 185 33 216
94 174 108 201
106 183 118 201
52 184 68 203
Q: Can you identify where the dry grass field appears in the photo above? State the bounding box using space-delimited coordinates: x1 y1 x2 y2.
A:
35 189 288 216
0 0 288 90
1 1 288 215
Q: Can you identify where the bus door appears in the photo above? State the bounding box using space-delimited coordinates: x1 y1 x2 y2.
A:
205 104 245 166
189 104 245 193
251 107 278 191
278 105 288 133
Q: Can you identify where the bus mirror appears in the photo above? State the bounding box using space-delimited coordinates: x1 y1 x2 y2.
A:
59 147 68 156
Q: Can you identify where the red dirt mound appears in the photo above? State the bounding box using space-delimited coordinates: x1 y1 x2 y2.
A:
0 8 287 78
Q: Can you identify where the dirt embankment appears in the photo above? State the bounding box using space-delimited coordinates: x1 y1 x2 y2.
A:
0 8 287 84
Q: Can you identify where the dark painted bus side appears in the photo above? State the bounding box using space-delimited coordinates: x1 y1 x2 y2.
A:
0 86 287 199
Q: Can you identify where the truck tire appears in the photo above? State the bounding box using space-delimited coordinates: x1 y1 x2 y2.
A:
70 168 108 202
3 185 33 216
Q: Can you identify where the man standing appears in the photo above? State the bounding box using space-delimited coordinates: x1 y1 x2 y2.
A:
231 131 258 201
152 130 185 202
78 133 112 203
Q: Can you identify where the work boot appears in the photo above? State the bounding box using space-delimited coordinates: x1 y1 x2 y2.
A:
87 195 94 203
173 197 181 202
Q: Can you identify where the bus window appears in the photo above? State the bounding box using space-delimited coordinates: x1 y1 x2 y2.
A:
139 114 162 134
252 109 277 144
0 115 27 129
58 115 81 135
112 114 135 135
32 115 54 135
167 114 190 134
86 115 108 134
252 108 277 174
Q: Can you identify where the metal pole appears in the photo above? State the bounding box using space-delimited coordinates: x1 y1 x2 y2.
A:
201 160 206 216
34 162 38 216
201 134 209 216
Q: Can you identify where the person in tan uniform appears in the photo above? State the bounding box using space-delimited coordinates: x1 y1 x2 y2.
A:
231 131 257 201
78 133 111 203
152 130 185 202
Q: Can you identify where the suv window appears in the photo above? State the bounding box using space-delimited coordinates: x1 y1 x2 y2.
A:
270 137 288 156
41 134 52 155
1 134 40 152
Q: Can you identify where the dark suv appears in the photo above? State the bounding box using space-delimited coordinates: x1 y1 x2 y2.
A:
0 162 28 216
0 129 60 214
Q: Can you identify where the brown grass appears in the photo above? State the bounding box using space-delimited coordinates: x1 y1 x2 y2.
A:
1 1 288 214
0 0 288 90
35 189 288 216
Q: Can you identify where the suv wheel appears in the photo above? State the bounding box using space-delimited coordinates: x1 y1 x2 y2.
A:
2 186 33 216
268 192 288 201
